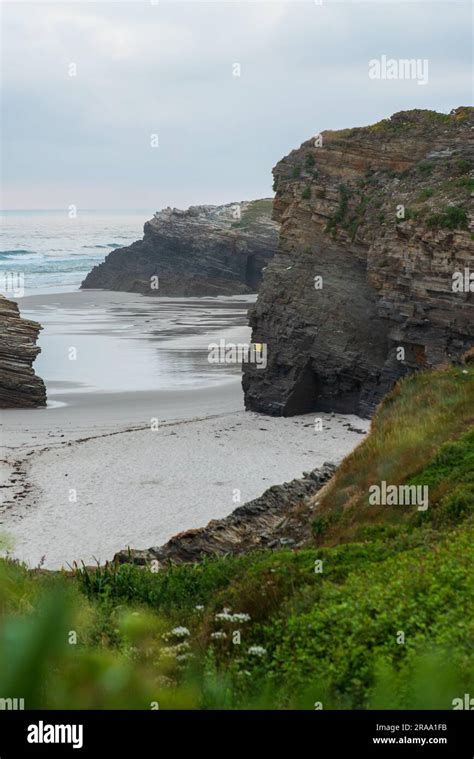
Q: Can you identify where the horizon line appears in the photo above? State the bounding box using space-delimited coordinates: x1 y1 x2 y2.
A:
0 208 156 213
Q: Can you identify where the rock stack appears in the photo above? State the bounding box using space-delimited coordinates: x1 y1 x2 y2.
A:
0 295 46 408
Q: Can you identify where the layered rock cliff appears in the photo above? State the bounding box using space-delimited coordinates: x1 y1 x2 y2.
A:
242 108 474 417
81 199 278 296
0 296 46 408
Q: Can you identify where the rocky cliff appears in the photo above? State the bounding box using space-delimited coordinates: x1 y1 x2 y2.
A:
242 108 474 417
81 199 278 296
0 295 46 408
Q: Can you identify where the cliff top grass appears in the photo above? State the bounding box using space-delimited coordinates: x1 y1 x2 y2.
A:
231 198 273 229
330 107 471 140
313 364 474 543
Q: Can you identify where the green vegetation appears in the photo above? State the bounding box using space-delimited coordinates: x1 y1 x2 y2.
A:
0 366 472 709
426 205 468 230
456 175 474 191
325 184 373 241
316 365 473 538
418 188 434 200
418 162 434 174
456 158 472 173
368 111 451 135
325 183 350 234
230 199 273 230
301 186 311 200
411 428 474 529
395 207 419 223
418 110 451 124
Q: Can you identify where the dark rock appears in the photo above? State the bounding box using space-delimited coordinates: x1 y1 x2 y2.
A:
82 199 278 296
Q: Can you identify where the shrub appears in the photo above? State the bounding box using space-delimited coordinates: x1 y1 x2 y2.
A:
426 206 468 230
325 184 349 233
456 158 472 173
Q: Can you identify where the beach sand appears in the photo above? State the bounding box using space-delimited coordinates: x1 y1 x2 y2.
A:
0 290 369 569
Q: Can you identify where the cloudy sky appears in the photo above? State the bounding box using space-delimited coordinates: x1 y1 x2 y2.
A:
1 0 472 210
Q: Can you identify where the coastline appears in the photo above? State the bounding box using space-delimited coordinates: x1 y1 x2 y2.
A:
0 287 369 569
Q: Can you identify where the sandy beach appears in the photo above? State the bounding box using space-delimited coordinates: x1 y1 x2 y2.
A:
0 289 369 569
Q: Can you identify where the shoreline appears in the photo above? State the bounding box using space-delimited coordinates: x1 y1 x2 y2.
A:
1 287 369 570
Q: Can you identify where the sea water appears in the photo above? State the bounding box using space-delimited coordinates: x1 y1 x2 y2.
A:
0 209 149 295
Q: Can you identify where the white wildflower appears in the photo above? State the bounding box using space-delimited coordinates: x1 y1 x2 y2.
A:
248 645 266 656
231 613 251 623
174 641 190 652
161 641 190 658
215 611 251 623
210 631 227 640
215 612 233 622
170 626 190 637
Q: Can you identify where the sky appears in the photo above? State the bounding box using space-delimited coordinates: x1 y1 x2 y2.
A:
1 0 472 211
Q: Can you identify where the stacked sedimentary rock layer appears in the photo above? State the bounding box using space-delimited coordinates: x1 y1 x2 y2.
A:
243 108 474 417
0 295 46 408
82 199 278 296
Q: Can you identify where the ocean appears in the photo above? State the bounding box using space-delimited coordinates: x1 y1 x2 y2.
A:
0 210 151 296
0 209 253 402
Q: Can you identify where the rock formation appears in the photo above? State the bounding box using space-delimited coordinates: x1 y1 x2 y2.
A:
0 295 46 408
242 108 474 417
114 463 336 566
81 199 278 296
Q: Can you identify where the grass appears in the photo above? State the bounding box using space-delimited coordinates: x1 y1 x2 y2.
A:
313 365 474 543
368 112 451 135
77 553 256 617
418 188 434 200
426 205 468 230
230 199 273 229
